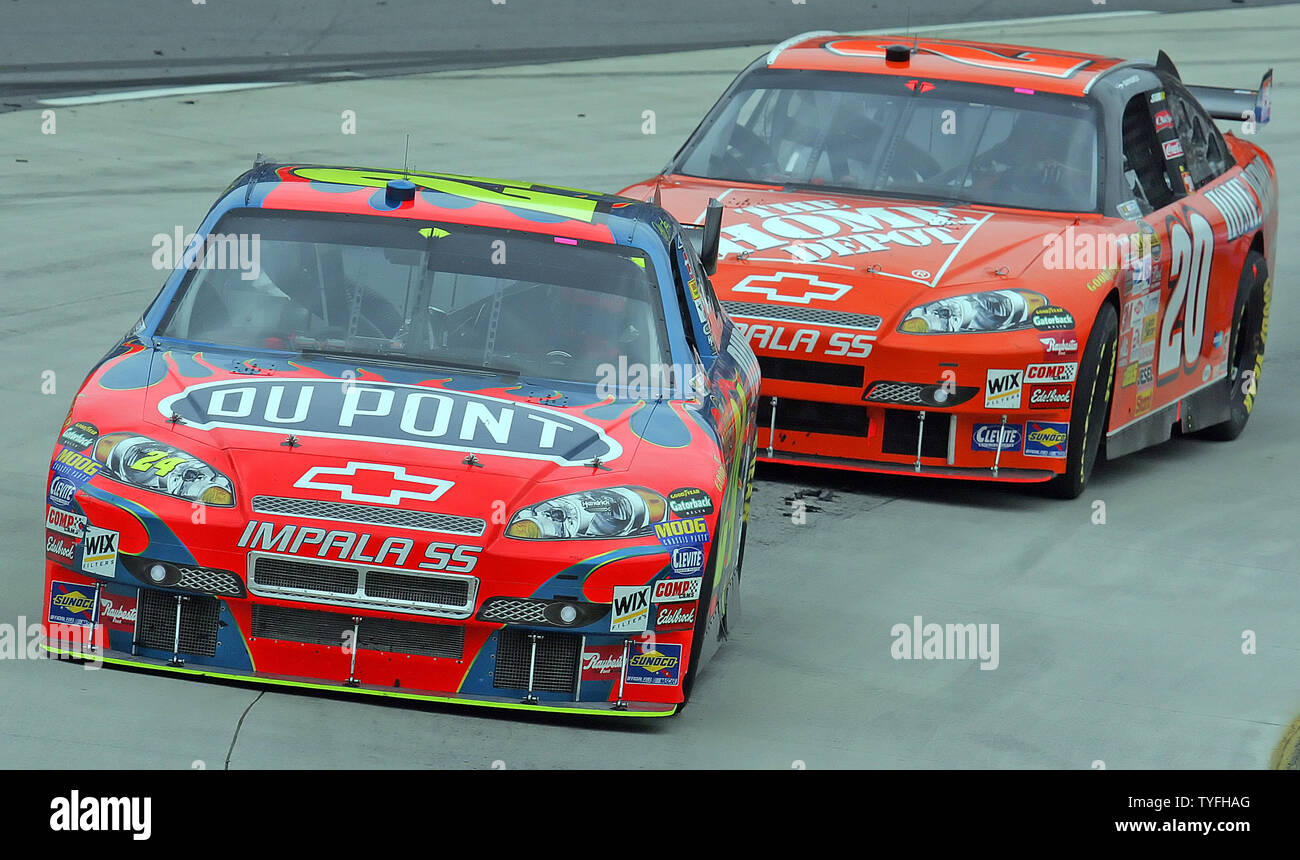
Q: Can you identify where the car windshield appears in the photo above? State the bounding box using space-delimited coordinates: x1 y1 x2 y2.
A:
675 68 1101 212
159 210 672 384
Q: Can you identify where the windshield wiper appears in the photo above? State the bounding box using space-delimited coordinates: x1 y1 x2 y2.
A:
298 348 521 379
780 181 974 209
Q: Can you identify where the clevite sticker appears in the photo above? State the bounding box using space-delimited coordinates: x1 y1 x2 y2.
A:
610 585 651 633
669 545 704 577
652 576 701 604
81 526 119 578
667 487 714 517
625 642 683 686
48 580 99 628
158 379 622 467
971 423 1023 453
984 369 1022 409
654 517 710 548
48 475 77 509
1024 421 1069 458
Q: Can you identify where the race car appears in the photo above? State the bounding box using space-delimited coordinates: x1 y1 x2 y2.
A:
43 161 759 717
622 34 1277 496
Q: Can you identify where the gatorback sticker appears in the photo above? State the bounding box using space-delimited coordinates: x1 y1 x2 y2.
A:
667 487 714 517
625 642 683 686
159 380 622 466
48 580 99 627
58 421 99 452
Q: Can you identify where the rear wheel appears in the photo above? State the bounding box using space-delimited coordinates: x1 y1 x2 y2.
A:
1046 302 1118 499
1198 251 1269 441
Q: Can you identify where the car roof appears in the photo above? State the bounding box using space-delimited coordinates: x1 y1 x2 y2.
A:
229 162 659 245
765 33 1131 97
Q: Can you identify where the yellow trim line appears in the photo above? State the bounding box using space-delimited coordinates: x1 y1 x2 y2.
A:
44 646 675 718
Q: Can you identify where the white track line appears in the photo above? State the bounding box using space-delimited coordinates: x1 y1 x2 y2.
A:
39 82 285 107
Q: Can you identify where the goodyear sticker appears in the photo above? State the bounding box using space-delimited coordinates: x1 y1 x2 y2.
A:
667 487 713 517
58 421 99 452
1024 421 1069 458
48 580 99 628
654 516 709 548
625 642 683 686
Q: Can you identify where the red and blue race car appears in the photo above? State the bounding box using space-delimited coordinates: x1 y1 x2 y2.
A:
43 162 759 716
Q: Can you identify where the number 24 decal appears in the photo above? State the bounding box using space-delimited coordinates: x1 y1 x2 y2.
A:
1158 211 1213 378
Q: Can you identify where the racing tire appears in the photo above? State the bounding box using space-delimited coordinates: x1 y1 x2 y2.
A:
1045 302 1118 499
1198 250 1269 441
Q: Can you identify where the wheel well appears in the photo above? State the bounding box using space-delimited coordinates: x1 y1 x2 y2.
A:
1249 231 1265 261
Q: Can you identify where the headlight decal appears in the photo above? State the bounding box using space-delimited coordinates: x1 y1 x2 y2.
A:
899 289 1048 334
506 486 667 540
92 432 235 506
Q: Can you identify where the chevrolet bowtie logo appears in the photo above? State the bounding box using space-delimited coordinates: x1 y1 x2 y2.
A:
294 462 454 506
731 271 852 304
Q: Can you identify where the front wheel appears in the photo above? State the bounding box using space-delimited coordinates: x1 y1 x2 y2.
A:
1045 302 1118 499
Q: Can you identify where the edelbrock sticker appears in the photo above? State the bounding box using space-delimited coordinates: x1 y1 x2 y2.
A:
158 379 622 466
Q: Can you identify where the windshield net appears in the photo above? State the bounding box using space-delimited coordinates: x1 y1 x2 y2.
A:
159 211 670 383
676 68 1100 212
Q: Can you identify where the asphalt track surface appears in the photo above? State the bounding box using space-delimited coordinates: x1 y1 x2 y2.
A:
2 0 1295 104
1 4 1298 768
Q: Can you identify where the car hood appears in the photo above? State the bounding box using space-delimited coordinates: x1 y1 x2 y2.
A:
78 344 722 518
631 175 1105 321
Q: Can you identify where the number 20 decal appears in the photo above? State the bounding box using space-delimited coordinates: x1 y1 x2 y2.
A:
1159 211 1214 378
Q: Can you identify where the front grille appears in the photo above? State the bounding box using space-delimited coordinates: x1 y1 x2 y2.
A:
757 356 864 387
250 604 464 658
251 496 486 537
135 589 220 657
758 397 869 437
364 571 469 606
251 556 358 595
248 553 477 618
881 409 951 459
493 629 580 694
866 382 925 404
478 598 547 624
175 566 245 596
723 301 882 331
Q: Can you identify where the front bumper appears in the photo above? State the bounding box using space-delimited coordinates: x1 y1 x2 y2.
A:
745 326 1078 480
43 563 686 717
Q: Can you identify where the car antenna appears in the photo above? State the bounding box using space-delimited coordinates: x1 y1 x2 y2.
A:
403 133 410 180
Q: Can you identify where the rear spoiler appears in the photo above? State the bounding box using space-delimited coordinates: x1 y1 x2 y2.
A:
667 194 723 276
1156 51 1272 125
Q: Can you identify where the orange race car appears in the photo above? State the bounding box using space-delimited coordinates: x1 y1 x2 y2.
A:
622 34 1276 496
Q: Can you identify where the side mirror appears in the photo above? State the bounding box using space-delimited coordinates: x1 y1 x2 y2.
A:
700 198 723 276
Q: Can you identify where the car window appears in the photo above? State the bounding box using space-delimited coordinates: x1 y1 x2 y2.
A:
675 68 1101 212
159 210 672 385
1120 92 1177 213
1165 84 1233 188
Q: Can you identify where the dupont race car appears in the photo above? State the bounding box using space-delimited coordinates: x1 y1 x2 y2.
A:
43 162 759 717
622 34 1277 497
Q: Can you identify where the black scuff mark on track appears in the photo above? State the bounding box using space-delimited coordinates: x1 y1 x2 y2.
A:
224 691 264 770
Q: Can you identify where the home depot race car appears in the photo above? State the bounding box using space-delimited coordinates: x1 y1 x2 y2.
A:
43 163 759 717
622 34 1277 497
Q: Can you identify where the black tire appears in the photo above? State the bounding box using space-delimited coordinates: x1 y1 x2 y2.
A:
1198 250 1269 441
1046 302 1118 499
